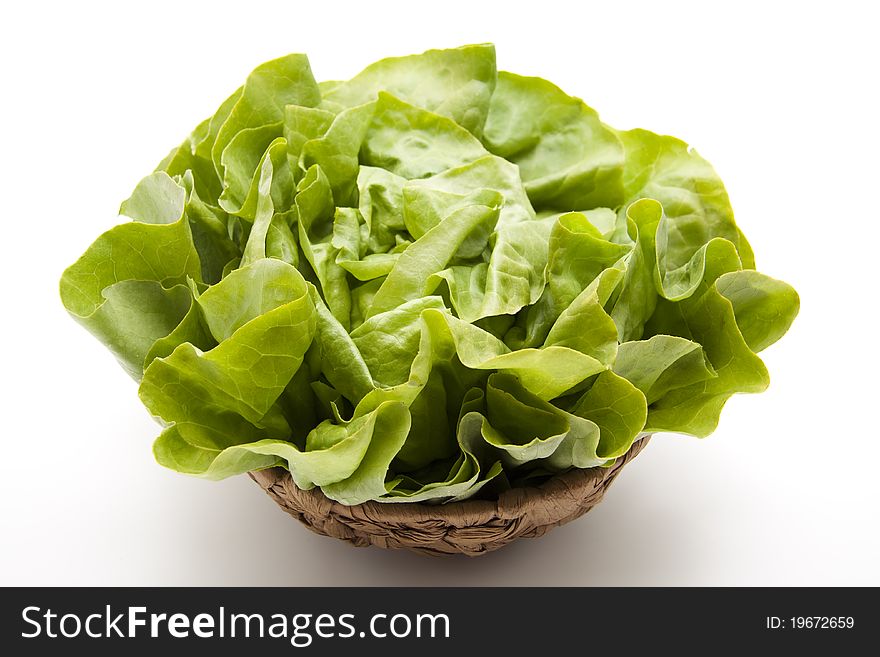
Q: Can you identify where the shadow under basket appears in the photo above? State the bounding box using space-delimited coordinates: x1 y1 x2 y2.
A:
250 436 650 557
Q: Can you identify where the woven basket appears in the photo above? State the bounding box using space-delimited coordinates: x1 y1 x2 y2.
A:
250 436 650 557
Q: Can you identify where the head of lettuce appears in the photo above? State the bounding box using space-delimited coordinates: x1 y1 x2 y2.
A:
60 45 798 506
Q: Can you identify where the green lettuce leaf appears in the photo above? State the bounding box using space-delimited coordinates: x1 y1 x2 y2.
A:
482 71 624 211
323 44 497 138
60 173 202 379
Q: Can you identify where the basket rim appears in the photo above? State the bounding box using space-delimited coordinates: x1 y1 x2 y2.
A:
251 435 650 527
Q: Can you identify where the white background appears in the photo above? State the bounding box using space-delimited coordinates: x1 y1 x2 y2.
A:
2 0 877 586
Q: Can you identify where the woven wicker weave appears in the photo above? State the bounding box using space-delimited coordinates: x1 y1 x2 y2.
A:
250 436 650 557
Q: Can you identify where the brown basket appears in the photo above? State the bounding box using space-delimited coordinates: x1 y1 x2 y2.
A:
250 436 650 557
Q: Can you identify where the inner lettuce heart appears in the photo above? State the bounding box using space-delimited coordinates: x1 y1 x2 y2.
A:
60 45 799 505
